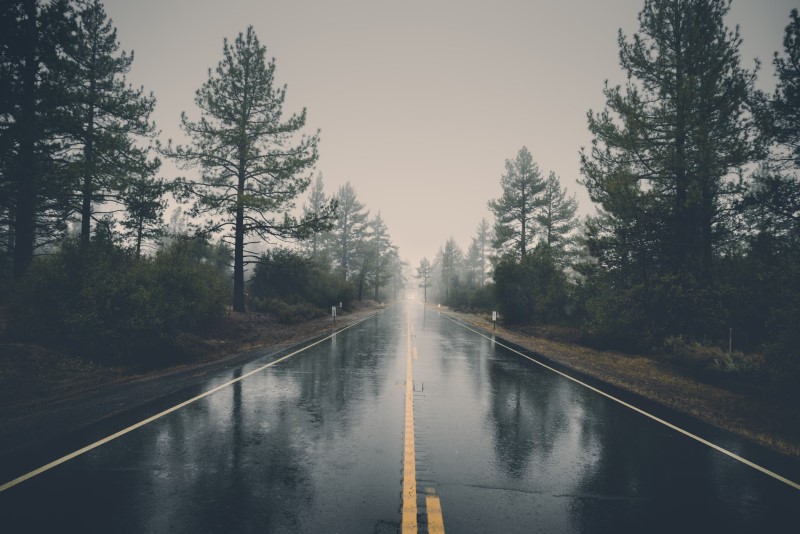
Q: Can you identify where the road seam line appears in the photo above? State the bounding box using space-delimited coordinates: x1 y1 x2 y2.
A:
439 310 800 491
0 312 378 493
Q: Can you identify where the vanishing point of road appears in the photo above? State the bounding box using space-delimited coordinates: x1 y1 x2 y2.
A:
1 301 798 533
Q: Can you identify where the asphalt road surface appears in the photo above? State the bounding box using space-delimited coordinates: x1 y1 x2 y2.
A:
1 301 798 533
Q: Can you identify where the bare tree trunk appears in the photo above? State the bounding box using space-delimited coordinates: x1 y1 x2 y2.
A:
233 171 246 312
13 0 37 278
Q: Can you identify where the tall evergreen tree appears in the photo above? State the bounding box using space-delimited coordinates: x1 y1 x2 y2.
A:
579 0 760 340
489 146 545 258
416 257 432 302
0 0 73 277
330 181 369 281
770 9 800 167
464 238 482 288
120 170 168 256
748 8 800 239
365 211 395 300
61 0 157 246
388 253 407 300
737 10 800 383
441 236 463 299
537 171 579 265
168 27 330 312
475 217 490 286
301 173 335 262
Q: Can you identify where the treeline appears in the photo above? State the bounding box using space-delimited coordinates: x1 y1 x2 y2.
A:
423 1 800 393
249 177 404 322
0 1 398 363
1 0 165 272
421 147 579 324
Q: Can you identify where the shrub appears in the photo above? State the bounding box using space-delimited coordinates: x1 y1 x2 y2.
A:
444 283 495 312
250 248 354 310
251 298 325 324
763 302 800 397
576 265 724 353
9 238 228 364
493 247 568 324
661 336 764 378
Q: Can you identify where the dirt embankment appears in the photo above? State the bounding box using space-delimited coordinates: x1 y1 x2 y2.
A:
439 306 800 458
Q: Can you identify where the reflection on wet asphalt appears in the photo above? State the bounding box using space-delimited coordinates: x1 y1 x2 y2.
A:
1 301 797 533
410 305 798 533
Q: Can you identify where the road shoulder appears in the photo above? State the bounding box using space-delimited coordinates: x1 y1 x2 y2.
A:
437 305 800 460
0 305 383 471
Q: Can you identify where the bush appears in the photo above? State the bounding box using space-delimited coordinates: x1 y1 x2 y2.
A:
576 265 724 353
250 248 354 310
661 336 764 378
493 247 568 324
763 302 800 397
9 237 228 364
444 283 495 312
251 298 325 324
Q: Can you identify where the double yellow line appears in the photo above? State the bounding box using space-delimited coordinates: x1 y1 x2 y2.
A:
402 309 445 533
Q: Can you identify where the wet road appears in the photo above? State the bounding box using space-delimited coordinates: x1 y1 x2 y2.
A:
1 301 798 532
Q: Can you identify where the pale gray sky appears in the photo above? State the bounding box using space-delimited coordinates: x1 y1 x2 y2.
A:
103 0 795 267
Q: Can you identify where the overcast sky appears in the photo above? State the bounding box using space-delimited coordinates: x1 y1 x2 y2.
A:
102 0 795 268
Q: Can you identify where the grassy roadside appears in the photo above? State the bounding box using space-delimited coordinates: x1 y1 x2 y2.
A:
438 305 800 459
0 302 384 420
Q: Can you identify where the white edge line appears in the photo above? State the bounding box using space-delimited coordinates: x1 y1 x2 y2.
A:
437 309 800 491
0 311 380 492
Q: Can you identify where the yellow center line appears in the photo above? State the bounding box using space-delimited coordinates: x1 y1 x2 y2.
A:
403 308 446 532
426 491 446 534
402 310 417 532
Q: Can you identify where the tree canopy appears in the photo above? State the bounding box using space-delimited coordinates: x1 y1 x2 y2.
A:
168 26 333 312
579 0 760 340
489 146 545 259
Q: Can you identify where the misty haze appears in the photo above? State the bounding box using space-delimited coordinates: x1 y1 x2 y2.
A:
1 0 799 532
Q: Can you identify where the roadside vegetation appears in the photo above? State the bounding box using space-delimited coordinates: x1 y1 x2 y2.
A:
1 0 798 456
420 2 800 406
9 234 229 365
0 1 402 367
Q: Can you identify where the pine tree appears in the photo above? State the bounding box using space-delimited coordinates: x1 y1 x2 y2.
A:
489 146 545 258
475 217 490 285
61 0 157 246
579 0 759 340
331 181 369 281
389 253 406 300
771 9 800 167
120 169 168 256
365 212 395 300
168 27 329 312
441 236 463 299
748 9 800 239
301 173 335 262
464 238 482 288
537 171 579 265
416 257 432 302
0 0 74 277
